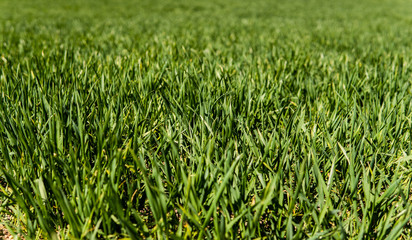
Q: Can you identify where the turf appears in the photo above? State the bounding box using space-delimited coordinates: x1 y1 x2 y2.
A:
1 0 412 239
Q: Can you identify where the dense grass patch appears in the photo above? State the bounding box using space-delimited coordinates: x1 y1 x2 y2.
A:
1 0 412 239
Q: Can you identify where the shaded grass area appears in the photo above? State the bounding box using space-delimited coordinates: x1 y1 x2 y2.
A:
1 0 412 238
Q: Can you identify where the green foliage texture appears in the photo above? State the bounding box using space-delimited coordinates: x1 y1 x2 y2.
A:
1 0 412 239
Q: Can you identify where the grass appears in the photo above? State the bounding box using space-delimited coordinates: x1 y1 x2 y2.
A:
1 0 412 239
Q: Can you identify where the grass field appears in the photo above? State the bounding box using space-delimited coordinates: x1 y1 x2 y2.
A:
1 0 412 239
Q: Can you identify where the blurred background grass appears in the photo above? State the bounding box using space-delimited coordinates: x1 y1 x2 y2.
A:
2 0 412 57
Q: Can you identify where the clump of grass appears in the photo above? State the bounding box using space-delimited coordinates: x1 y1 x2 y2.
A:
1 0 412 239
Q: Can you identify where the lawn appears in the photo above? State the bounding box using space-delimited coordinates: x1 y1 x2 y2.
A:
1 0 412 239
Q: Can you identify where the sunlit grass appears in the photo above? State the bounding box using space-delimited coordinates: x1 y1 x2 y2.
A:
1 0 412 239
